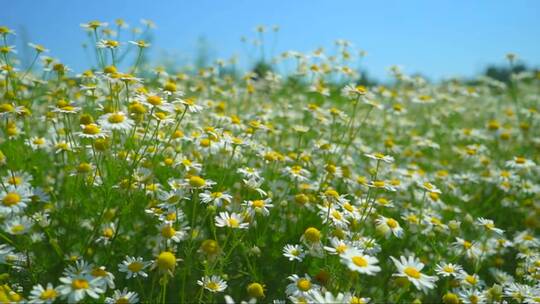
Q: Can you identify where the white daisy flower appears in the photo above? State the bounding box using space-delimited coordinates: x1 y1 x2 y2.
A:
78 123 108 139
283 244 305 262
28 283 59 304
197 275 228 293
4 215 33 235
98 112 134 131
104 288 139 304
323 237 350 255
375 216 404 238
435 262 463 277
57 274 104 303
364 152 394 164
340 248 381 275
199 191 233 207
286 274 319 297
390 256 438 293
214 212 249 229
476 217 504 235
0 185 32 215
243 198 273 216
118 256 151 279
505 156 535 169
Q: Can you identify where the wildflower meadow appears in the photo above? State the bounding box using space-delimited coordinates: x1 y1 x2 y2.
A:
0 20 539 304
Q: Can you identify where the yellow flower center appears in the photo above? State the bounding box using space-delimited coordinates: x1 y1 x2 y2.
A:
71 279 89 290
343 202 354 212
108 113 125 124
7 176 22 185
373 180 385 187
201 239 219 255
211 192 223 198
303 227 321 243
3 193 21 206
227 218 239 228
166 212 176 221
189 176 206 188
207 282 220 291
247 282 265 298
147 95 162 106
404 267 421 279
161 225 176 238
0 103 14 113
374 152 385 159
40 289 57 300
127 261 143 273
157 251 176 271
350 296 366 304
465 275 477 285
33 138 45 145
324 189 339 198
11 224 25 234
296 278 311 291
443 265 454 273
91 268 107 277
336 244 348 254
252 200 265 208
116 297 129 304
352 256 368 267
102 227 114 238
83 124 101 135
515 157 526 164
331 210 342 220
386 218 398 229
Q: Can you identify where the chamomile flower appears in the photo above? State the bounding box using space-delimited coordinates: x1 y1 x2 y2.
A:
78 123 108 139
286 274 319 297
340 248 381 275
453 237 482 259
435 262 463 277
505 156 535 170
28 283 59 304
364 152 394 164
419 181 441 194
199 190 233 207
457 271 483 288
58 274 104 303
283 244 305 262
26 136 49 150
215 212 249 229
476 217 504 235
244 198 273 216
375 216 404 238
458 288 486 304
90 266 115 291
0 185 32 215
118 256 151 279
98 112 134 131
323 237 351 255
159 222 189 244
104 288 139 304
390 255 438 293
197 275 228 293
305 290 348 304
4 215 33 235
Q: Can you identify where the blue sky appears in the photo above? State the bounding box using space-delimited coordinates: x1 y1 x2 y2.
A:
3 0 540 80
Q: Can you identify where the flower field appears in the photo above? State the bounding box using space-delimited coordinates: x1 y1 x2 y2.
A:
0 21 539 303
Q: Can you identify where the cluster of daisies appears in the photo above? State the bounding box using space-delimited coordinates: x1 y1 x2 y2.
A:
0 21 539 303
